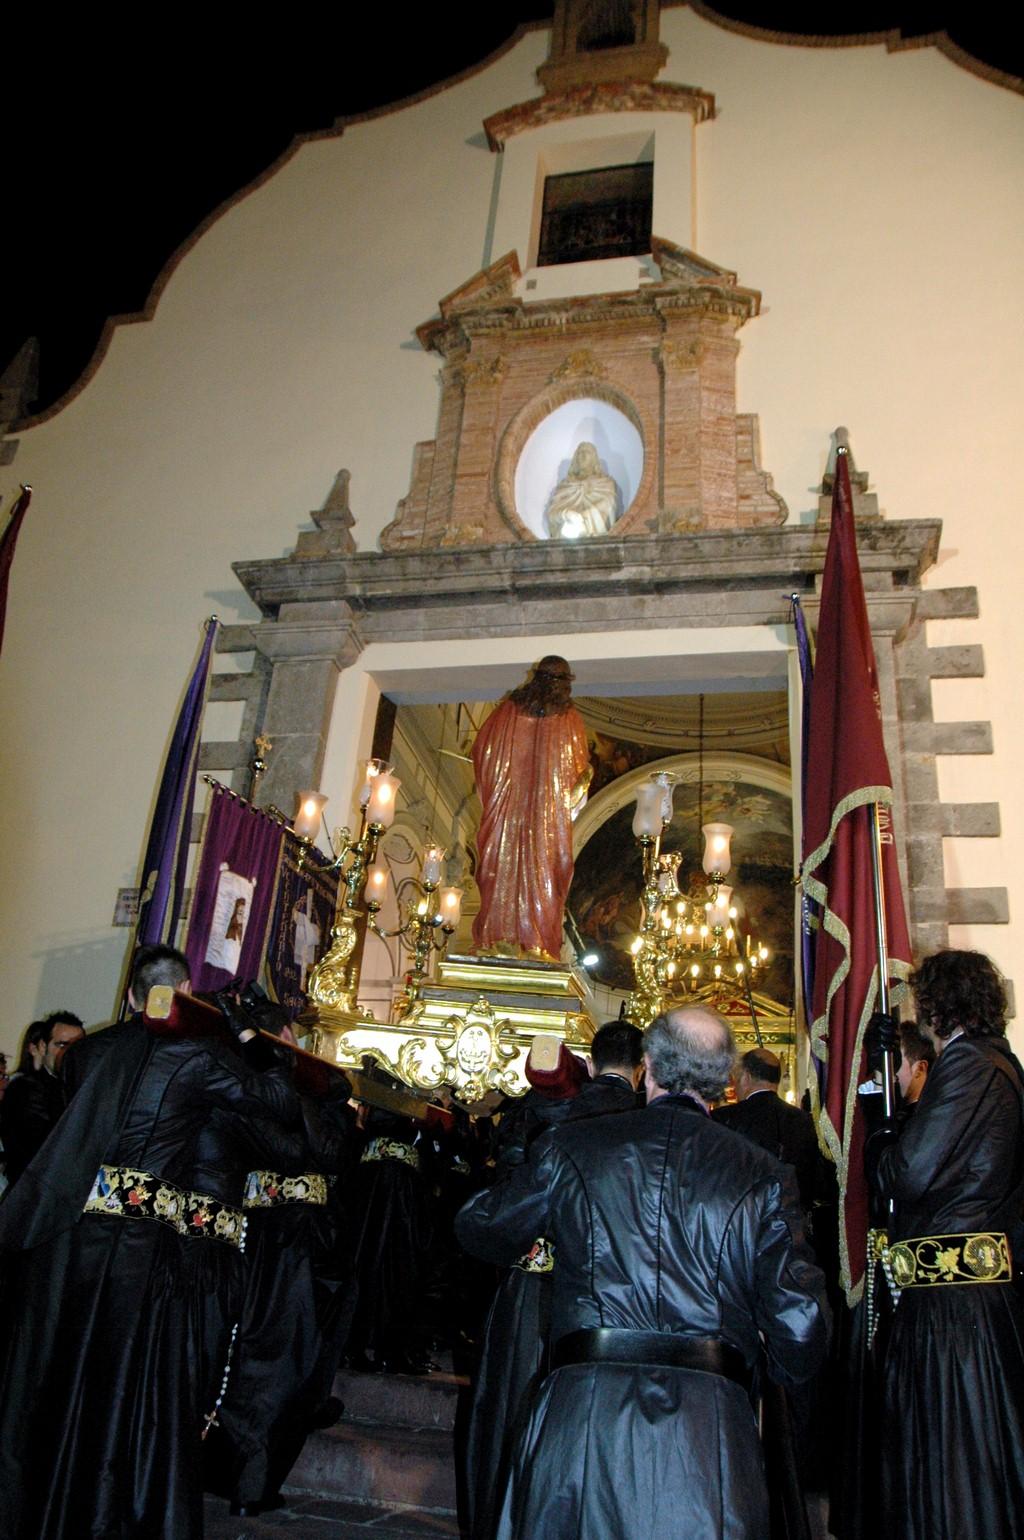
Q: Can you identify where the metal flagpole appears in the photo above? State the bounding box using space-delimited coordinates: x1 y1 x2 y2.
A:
867 802 897 1122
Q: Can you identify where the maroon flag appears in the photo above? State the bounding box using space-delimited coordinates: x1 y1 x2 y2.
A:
0 485 31 656
803 447 911 1302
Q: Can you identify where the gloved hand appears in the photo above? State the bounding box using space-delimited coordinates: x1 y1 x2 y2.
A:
238 981 291 1037
864 1011 901 1075
210 985 258 1041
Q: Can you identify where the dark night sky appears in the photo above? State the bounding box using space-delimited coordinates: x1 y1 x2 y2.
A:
4 4 1020 416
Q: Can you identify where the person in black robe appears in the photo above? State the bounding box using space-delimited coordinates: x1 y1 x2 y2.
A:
204 1049 359 1516
463 1037 592 1540
0 945 299 1540
714 1044 833 1510
869 949 1024 1540
185 1099 308 1450
456 1006 829 1540
346 1098 438 1374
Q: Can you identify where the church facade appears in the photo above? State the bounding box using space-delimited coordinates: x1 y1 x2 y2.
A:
1 5 1021 1055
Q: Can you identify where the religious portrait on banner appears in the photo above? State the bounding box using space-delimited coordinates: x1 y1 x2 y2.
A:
203 865 254 974
265 834 340 1020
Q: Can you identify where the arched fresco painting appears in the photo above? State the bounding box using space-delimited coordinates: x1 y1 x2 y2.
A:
568 760 795 1004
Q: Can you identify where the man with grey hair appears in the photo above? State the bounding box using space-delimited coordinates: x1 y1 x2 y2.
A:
456 1005 829 1539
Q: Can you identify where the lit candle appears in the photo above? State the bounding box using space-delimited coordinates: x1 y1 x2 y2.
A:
438 886 463 928
366 771 400 829
293 790 327 842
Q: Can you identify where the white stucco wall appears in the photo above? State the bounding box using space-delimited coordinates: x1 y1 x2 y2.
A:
1 13 1021 1056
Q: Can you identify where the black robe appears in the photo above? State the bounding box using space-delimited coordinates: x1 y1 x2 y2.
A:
0 1016 297 1540
203 1086 358 1507
186 1100 308 1434
463 1086 600 1540
874 1035 1024 1539
347 1109 435 1368
457 1096 829 1540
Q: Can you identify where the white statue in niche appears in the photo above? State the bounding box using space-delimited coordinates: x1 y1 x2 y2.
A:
545 442 620 539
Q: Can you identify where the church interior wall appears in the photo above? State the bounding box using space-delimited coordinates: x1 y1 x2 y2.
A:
1 12 1022 1054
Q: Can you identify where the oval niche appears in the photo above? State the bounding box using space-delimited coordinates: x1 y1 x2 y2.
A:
514 397 644 541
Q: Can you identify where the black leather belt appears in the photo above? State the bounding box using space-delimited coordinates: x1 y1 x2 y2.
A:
552 1328 750 1390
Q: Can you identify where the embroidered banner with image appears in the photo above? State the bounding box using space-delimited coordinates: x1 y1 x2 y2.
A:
264 833 340 1022
185 785 285 994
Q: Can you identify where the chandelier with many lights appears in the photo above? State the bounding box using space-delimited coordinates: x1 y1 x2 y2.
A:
626 700 770 1027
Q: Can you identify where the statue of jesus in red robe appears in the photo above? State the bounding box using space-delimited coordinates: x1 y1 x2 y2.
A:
471 657 591 962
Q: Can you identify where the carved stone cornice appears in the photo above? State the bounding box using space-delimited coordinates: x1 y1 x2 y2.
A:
234 521 942 633
245 599 363 669
416 240 761 361
483 80 716 151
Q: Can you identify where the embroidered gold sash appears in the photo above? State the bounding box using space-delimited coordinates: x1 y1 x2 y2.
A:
83 1164 246 1249
360 1136 420 1172
243 1170 328 1209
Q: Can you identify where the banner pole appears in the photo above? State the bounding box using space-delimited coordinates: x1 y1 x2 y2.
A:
868 801 897 1123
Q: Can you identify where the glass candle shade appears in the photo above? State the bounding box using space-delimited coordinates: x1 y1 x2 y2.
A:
653 773 676 824
438 886 463 929
365 862 389 906
293 790 327 842
632 782 664 838
359 758 390 808
701 822 734 877
421 844 444 887
366 771 400 829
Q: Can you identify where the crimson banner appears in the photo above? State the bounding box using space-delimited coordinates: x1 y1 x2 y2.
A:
802 449 911 1302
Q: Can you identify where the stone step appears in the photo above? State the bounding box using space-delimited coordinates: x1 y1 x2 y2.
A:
287 1417 457 1510
333 1366 465 1432
204 1491 462 1537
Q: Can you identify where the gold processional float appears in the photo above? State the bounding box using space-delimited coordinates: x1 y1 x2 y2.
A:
295 759 797 1105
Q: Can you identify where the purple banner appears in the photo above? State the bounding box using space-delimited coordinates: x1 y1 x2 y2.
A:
184 785 285 994
137 616 218 946
264 834 340 1022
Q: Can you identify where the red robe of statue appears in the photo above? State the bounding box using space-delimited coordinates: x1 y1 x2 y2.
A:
471 699 590 961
